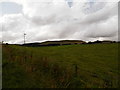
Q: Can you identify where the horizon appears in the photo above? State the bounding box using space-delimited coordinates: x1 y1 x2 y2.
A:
0 40 120 45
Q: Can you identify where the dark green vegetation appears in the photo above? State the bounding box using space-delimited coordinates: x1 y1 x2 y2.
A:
40 40 86 45
2 43 119 88
23 40 86 47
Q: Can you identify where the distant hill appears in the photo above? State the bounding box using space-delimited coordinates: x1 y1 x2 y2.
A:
22 40 86 47
2 40 118 47
88 40 117 44
20 40 118 47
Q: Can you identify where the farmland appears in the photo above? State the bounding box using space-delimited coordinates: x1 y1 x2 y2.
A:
2 43 119 88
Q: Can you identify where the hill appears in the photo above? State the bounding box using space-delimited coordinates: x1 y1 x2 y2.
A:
22 40 86 47
2 43 119 88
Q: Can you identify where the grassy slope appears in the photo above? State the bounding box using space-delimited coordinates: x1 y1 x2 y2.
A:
2 43 119 88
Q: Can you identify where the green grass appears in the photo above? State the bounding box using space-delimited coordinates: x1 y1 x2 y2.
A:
2 43 119 88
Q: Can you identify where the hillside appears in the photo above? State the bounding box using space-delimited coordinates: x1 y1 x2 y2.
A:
21 40 118 47
2 43 119 88
22 40 86 47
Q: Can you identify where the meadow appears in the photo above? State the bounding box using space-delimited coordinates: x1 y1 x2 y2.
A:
2 43 119 88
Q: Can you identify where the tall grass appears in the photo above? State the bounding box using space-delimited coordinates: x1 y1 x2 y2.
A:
2 43 119 88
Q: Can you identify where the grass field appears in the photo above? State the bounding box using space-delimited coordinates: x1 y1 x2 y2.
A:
2 43 119 88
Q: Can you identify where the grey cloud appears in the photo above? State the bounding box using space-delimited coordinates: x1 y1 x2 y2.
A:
1 1 118 44
84 15 118 39
81 3 117 24
2 14 27 32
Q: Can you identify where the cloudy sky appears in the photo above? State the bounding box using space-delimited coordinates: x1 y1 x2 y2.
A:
0 0 119 44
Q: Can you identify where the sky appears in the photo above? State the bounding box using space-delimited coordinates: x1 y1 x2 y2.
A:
0 0 119 44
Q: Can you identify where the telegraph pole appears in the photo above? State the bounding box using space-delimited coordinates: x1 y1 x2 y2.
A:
24 33 26 44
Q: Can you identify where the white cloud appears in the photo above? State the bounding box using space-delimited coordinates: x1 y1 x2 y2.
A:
0 0 118 44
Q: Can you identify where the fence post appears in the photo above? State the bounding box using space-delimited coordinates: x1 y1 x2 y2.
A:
73 64 78 77
75 64 78 77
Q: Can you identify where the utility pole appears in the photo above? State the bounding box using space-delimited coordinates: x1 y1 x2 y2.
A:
24 33 26 44
2 41 4 45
